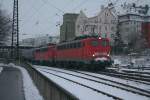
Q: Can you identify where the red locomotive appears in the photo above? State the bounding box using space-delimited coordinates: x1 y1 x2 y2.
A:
34 44 56 65
33 37 112 70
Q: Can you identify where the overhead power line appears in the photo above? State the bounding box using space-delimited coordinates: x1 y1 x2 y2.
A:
0 0 4 5
20 0 93 38
41 0 65 14
72 0 89 12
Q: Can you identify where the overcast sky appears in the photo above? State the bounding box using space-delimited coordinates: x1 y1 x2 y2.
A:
0 0 150 40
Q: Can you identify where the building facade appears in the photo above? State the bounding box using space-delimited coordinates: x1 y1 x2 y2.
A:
60 13 79 42
75 5 118 45
118 3 150 48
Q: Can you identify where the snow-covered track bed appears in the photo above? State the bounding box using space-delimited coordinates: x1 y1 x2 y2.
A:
34 65 150 100
121 69 150 76
98 71 150 85
74 70 150 96
35 67 122 100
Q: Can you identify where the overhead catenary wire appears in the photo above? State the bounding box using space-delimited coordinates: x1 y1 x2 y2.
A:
40 0 90 34
41 0 65 14
19 0 123 39
21 0 91 27
20 0 71 36
20 0 64 26
20 0 46 25
0 0 4 6
71 0 89 12
23 1 112 29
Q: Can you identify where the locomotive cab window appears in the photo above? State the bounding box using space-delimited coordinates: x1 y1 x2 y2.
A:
101 40 109 46
91 40 99 46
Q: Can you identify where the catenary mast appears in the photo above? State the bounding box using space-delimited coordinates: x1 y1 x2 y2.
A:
11 0 19 59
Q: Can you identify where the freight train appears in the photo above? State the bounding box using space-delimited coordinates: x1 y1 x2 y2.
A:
22 36 112 70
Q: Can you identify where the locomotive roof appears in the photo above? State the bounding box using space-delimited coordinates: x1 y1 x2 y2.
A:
57 37 108 46
34 36 108 50
35 43 56 50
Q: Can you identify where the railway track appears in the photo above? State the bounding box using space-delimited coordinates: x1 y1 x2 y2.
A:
37 68 122 100
112 70 150 78
121 70 150 76
98 71 150 85
71 70 150 95
35 66 150 99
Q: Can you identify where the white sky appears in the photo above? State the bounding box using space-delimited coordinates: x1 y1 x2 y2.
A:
0 0 150 40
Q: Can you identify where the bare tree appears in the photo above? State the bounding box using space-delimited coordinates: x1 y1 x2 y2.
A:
0 8 12 45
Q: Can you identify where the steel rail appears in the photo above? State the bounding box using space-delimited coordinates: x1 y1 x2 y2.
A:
35 66 150 98
38 69 123 100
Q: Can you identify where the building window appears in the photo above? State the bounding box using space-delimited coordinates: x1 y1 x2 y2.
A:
111 26 114 31
99 18 101 23
77 25 80 31
134 21 136 24
105 26 107 31
107 13 109 16
111 20 116 24
105 13 108 16
99 26 101 31
95 19 98 23
126 22 129 25
85 25 88 31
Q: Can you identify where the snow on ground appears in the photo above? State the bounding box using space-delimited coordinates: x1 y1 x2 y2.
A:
121 68 150 73
111 55 150 75
0 67 3 74
0 63 7 67
81 71 150 92
35 65 150 100
112 55 150 68
8 63 43 100
36 68 114 100
0 63 4 74
35 66 150 92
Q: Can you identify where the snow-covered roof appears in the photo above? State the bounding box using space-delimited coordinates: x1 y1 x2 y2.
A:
116 0 150 16
79 10 87 18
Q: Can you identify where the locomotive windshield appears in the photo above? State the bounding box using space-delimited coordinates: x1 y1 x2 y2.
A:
91 39 109 47
91 40 99 46
101 40 109 46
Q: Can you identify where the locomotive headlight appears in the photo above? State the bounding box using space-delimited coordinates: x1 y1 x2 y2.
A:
99 37 101 39
93 54 95 57
107 52 110 56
